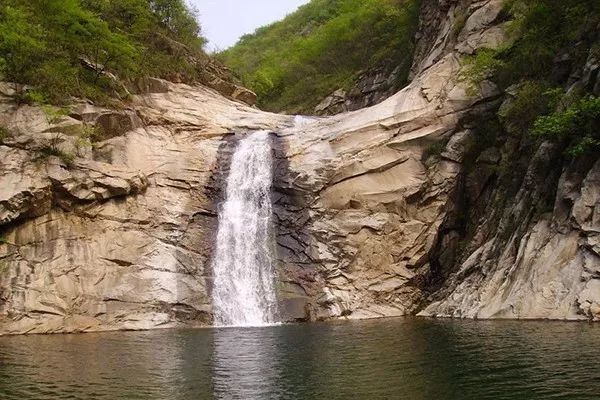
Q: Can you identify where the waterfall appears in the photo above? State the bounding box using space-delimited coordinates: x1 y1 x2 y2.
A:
212 130 279 326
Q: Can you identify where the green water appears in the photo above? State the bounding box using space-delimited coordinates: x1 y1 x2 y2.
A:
0 318 598 399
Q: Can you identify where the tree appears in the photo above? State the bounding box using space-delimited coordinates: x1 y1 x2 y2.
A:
0 0 208 104
0 6 46 88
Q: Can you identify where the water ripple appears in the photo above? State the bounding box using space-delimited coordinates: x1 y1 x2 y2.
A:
0 319 599 399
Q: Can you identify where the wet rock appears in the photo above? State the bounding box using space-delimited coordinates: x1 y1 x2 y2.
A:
0 82 287 335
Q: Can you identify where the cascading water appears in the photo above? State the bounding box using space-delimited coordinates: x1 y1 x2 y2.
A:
212 130 279 326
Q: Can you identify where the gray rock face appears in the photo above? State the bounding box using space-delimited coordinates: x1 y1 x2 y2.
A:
420 155 600 321
0 0 597 335
314 65 407 116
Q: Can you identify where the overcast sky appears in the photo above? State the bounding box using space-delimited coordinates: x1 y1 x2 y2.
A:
191 0 309 52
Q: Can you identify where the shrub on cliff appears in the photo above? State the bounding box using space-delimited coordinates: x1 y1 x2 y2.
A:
532 96 600 156
463 0 599 88
0 126 10 143
0 0 206 105
462 0 600 158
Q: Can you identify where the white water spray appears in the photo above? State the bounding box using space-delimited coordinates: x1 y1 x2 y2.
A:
212 130 278 326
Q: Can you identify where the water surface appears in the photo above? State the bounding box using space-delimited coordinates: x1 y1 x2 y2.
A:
0 318 598 399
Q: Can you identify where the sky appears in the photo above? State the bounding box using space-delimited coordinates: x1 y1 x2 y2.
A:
191 0 309 52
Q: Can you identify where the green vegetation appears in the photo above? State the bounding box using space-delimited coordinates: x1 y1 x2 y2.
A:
41 105 70 124
14 89 48 106
0 0 206 105
498 81 563 135
218 0 420 113
423 140 447 161
36 135 75 166
37 145 75 166
452 8 468 39
80 123 103 143
72 123 103 156
461 0 600 158
463 0 599 87
0 126 9 143
460 47 507 95
532 97 600 156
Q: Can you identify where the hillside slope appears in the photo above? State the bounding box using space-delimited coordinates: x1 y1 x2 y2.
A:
0 0 255 106
218 0 420 114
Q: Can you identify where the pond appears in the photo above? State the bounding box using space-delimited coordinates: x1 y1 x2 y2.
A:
0 318 598 399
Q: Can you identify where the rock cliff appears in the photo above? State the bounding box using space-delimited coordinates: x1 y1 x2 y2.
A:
314 64 408 116
0 0 598 334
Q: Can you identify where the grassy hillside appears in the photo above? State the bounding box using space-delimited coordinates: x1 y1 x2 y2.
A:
0 0 206 105
218 0 420 114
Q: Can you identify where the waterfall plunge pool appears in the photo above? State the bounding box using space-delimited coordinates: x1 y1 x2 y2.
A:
0 317 599 399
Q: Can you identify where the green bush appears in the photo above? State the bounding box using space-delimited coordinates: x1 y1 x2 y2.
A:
498 81 563 134
459 0 600 159
452 8 468 38
41 105 70 124
462 0 600 90
37 145 76 166
0 126 9 142
14 89 47 105
531 96 600 156
36 134 76 166
460 47 506 95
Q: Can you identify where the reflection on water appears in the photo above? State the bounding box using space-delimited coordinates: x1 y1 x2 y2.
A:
212 327 282 399
0 318 599 399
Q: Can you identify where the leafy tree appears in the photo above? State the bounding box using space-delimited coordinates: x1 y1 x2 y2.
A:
0 6 46 89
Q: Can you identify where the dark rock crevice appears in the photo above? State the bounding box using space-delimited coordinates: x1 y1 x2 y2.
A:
272 133 322 322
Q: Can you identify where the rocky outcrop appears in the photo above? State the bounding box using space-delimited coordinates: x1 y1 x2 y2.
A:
420 150 600 321
275 0 509 320
416 28 600 321
314 65 407 116
0 0 597 335
0 83 286 334
314 0 508 116
196 59 258 106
